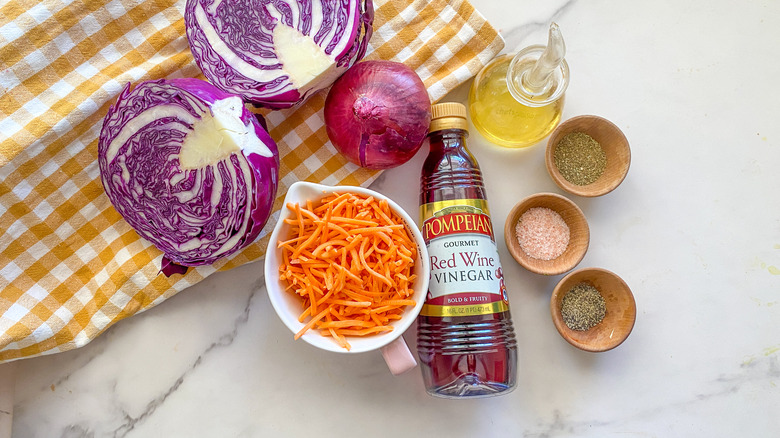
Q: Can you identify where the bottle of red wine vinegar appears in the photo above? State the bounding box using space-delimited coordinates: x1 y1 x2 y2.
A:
417 102 517 398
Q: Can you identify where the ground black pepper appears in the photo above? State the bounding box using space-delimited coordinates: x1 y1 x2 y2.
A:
561 282 606 331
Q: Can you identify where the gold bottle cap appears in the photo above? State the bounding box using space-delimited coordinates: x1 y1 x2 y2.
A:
429 102 468 133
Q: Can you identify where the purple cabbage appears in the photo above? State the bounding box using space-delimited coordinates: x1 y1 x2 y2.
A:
184 0 374 109
98 78 279 275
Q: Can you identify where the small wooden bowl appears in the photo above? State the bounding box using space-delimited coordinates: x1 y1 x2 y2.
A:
551 267 636 352
546 115 631 197
504 193 589 276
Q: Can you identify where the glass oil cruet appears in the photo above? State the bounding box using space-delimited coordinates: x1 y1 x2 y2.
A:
468 23 570 148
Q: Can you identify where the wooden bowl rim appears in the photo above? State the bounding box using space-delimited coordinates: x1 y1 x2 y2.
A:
503 192 589 276
545 115 631 197
550 267 637 352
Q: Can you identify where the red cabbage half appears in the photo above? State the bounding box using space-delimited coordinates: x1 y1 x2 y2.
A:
98 78 280 275
184 0 374 109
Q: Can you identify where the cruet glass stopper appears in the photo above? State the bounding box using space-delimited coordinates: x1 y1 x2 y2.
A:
523 23 565 93
507 22 569 106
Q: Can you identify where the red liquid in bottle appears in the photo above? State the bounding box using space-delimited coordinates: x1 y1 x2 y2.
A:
417 103 517 398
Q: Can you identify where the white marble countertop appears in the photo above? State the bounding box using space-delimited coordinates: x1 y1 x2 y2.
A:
2 0 779 436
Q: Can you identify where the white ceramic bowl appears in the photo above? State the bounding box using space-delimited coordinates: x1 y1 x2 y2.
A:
264 182 429 371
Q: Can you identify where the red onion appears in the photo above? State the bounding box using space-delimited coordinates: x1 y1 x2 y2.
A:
324 60 431 169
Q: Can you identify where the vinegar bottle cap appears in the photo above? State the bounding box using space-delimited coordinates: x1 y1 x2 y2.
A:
429 102 468 133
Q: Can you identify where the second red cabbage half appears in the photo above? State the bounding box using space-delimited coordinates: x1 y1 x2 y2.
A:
184 0 374 109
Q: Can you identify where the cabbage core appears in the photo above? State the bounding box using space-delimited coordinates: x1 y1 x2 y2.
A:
179 96 273 170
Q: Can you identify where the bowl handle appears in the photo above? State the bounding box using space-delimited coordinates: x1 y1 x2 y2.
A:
380 337 417 375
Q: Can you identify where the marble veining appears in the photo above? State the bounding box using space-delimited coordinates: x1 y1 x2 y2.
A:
498 0 575 51
110 280 258 438
522 353 779 437
7 266 266 437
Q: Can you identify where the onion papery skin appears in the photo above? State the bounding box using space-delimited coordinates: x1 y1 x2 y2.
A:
98 78 280 274
185 0 374 109
324 60 432 169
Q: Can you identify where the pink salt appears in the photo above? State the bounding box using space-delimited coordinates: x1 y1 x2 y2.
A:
515 207 570 260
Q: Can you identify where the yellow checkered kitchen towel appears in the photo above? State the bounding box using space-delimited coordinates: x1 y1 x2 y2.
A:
0 0 504 362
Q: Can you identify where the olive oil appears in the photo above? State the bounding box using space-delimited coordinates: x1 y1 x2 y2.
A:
468 23 569 148
469 54 564 148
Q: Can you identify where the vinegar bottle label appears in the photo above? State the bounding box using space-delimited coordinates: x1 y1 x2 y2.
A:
420 198 509 317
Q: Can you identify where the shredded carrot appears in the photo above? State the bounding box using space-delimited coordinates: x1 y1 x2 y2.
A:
278 192 418 350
